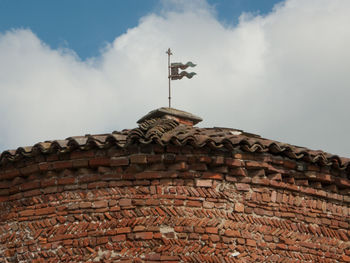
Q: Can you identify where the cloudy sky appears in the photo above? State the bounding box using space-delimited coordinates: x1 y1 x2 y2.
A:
0 0 350 157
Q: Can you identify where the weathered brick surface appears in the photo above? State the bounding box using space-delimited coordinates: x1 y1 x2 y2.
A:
0 145 349 262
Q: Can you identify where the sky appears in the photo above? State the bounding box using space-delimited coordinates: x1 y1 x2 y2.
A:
0 0 350 158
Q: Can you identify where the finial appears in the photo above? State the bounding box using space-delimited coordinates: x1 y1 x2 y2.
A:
166 48 196 108
166 48 173 108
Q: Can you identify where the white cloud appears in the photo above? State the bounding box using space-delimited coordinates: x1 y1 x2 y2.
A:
1 0 350 157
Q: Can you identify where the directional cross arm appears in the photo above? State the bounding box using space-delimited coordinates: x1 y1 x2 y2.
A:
166 49 196 108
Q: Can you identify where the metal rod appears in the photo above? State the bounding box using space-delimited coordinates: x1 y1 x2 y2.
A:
167 48 172 108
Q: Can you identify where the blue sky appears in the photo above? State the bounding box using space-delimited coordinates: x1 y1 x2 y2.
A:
0 0 282 59
1 0 350 157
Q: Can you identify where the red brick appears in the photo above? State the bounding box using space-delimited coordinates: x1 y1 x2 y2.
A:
38 162 50 171
342 255 350 262
174 226 183 232
236 183 250 191
234 203 244 212
295 179 308 186
80 202 92 208
250 169 265 177
130 154 147 164
70 150 94 159
316 173 333 183
0 196 9 201
339 221 349 228
0 181 10 189
35 207 55 216
147 155 162 163
72 159 89 168
276 243 287 250
229 168 247 177
145 199 160 206
205 227 218 234
335 177 350 188
321 218 331 225
111 235 126 242
145 254 161 261
281 212 295 218
225 158 243 167
225 230 241 237
135 232 153 240
133 225 145 232
89 157 110 167
52 161 73 170
23 189 41 197
203 201 214 209
213 166 228 173
134 171 162 179
19 164 39 175
93 200 108 208
283 160 296 169
0 189 9 196
20 181 40 191
195 179 212 187
245 161 262 169
252 177 269 185
164 153 177 163
63 239 73 245
0 169 20 180
202 172 223 180
194 227 205 234
41 179 56 188
189 163 208 171
264 235 273 242
225 175 237 182
303 187 316 195
166 145 183 153
237 238 245 245
168 162 188 171
97 236 108 244
48 234 74 242
209 234 220 242
19 210 35 217
180 171 199 179
161 255 181 261
111 157 129 166
187 200 202 207
119 199 132 206
212 156 224 165
307 164 320 172
198 156 212 163
262 193 271 202
246 239 256 247
87 181 107 189
57 177 75 185
268 173 282 181
116 227 131 234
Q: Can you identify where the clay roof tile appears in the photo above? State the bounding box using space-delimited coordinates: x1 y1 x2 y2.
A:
1 113 349 175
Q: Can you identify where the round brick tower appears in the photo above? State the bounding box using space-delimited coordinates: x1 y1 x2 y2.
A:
0 108 349 262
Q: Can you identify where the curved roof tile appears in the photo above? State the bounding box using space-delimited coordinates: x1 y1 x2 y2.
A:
1 118 349 173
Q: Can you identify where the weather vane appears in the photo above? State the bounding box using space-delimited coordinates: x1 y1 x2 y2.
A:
166 48 196 108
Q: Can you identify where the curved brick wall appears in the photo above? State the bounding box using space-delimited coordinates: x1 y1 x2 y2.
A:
0 143 349 263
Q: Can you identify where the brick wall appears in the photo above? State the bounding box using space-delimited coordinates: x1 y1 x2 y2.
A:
0 144 349 262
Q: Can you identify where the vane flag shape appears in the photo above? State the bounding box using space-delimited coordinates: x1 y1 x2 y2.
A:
170 62 197 80
166 48 196 108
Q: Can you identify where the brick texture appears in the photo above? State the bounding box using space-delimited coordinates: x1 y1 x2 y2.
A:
0 144 349 262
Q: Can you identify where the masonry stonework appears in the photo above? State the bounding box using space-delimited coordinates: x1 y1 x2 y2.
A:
0 111 349 262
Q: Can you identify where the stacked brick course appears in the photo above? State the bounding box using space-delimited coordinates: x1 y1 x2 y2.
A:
0 112 349 262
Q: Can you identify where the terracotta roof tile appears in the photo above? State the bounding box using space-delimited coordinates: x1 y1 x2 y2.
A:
1 119 349 174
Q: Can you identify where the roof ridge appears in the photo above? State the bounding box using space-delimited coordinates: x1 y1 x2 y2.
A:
1 125 349 174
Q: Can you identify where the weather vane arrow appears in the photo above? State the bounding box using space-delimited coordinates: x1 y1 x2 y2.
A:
166 48 196 108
